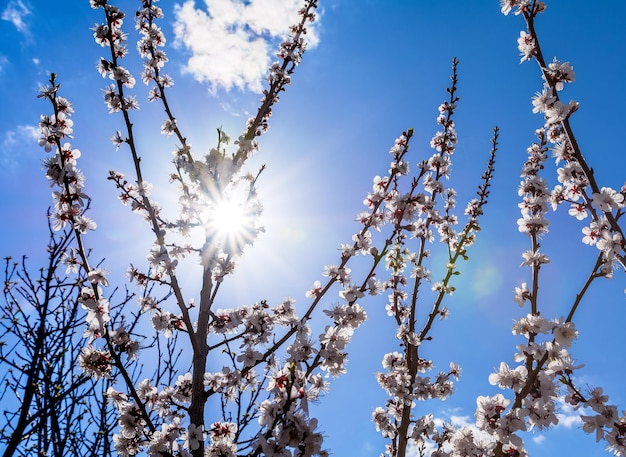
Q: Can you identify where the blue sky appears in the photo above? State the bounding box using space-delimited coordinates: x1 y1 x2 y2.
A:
1 0 625 456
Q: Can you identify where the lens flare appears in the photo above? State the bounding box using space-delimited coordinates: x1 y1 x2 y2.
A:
202 182 262 258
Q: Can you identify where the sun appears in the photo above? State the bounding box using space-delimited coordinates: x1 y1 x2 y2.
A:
202 184 262 257
212 198 250 237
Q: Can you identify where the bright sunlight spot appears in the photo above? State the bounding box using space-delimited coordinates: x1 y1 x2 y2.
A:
202 182 262 256
212 198 249 237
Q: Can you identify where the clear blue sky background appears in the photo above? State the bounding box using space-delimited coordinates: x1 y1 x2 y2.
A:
1 1 625 456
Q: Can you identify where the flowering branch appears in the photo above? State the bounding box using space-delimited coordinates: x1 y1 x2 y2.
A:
368 60 500 457
506 0 625 272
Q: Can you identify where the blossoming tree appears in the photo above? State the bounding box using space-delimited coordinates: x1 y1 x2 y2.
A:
1 1 624 457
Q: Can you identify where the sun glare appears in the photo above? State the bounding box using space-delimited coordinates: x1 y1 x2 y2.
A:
203 184 261 256
213 199 249 236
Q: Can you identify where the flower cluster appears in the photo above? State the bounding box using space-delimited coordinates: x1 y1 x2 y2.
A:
38 79 96 236
78 345 112 379
568 386 626 456
492 3 626 456
108 378 185 456
38 77 142 383
172 143 265 269
244 0 318 145
500 0 546 17
135 2 170 90
517 129 549 239
507 1 626 274
254 364 327 457
400 313 584 456
365 60 499 457
478 316 583 452
92 2 139 112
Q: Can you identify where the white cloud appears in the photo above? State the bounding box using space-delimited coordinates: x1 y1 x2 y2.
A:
1 124 39 169
173 0 319 93
2 131 17 149
449 415 473 427
2 125 37 147
1 0 31 33
20 124 38 141
556 400 583 429
532 434 546 445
